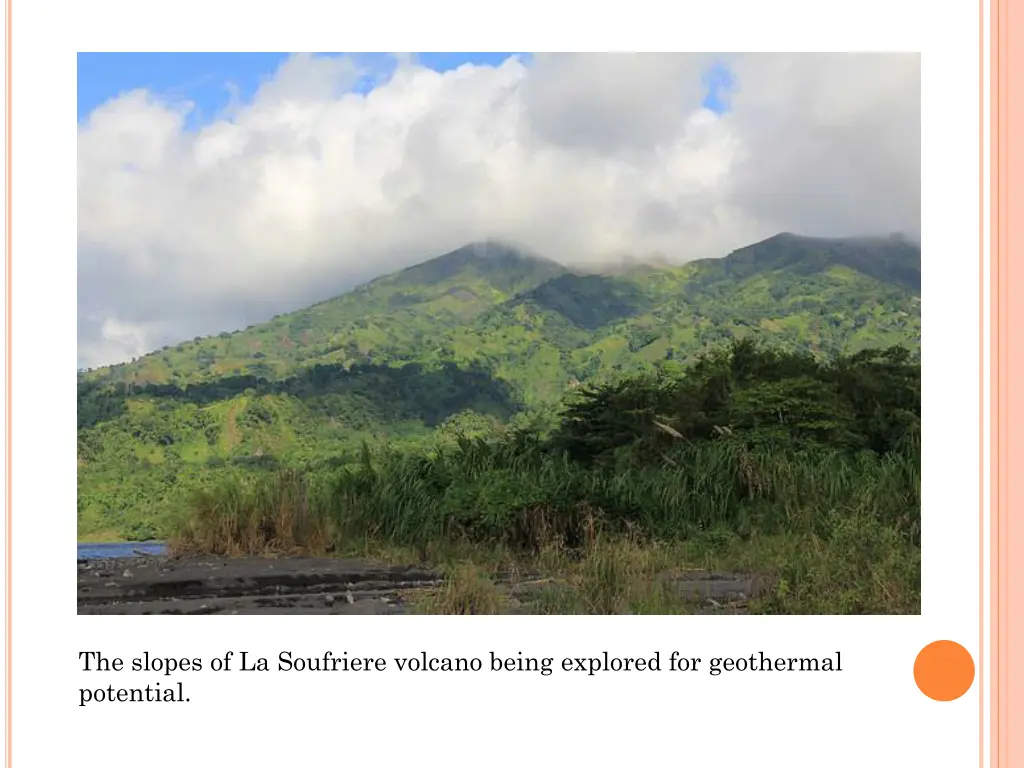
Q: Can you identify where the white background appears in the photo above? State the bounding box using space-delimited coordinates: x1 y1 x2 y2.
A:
2 0 990 765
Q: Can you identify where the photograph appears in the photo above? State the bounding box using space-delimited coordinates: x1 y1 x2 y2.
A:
76 51 922 616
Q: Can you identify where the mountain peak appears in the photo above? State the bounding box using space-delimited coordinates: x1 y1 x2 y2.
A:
384 240 567 294
440 239 556 266
718 232 921 292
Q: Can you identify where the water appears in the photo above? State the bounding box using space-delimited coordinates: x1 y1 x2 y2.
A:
77 541 167 560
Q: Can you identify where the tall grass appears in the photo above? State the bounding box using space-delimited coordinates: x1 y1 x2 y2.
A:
169 434 920 557
169 469 333 556
165 434 920 613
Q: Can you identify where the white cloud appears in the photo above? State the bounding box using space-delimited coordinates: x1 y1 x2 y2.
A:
77 52 920 369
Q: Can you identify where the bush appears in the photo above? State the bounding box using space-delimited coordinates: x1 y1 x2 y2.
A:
168 339 920 614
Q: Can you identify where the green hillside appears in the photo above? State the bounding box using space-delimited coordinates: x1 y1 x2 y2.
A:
80 240 569 387
77 233 921 541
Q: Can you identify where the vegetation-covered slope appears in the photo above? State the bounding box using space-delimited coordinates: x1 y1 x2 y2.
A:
78 232 921 541
171 340 921 614
81 241 569 387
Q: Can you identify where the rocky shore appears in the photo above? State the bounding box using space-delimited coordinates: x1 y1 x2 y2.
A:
78 554 757 615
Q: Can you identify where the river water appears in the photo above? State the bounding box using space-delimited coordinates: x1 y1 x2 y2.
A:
77 541 168 559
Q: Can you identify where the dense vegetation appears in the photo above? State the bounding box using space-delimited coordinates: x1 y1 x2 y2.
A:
171 340 921 614
78 232 921 551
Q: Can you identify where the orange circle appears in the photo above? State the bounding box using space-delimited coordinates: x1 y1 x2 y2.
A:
914 640 975 701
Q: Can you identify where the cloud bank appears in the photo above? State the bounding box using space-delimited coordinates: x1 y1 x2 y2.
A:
78 52 920 369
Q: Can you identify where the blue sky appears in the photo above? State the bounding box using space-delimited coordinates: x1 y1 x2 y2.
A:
78 52 733 126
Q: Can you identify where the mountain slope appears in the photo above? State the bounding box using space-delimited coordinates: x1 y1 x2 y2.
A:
82 241 568 387
690 232 920 291
78 233 921 540
442 233 919 401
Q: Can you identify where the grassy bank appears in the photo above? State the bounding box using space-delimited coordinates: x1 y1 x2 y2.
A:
166 341 922 614
168 435 920 614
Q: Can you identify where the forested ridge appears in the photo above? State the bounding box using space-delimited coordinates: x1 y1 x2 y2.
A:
78 233 921 545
